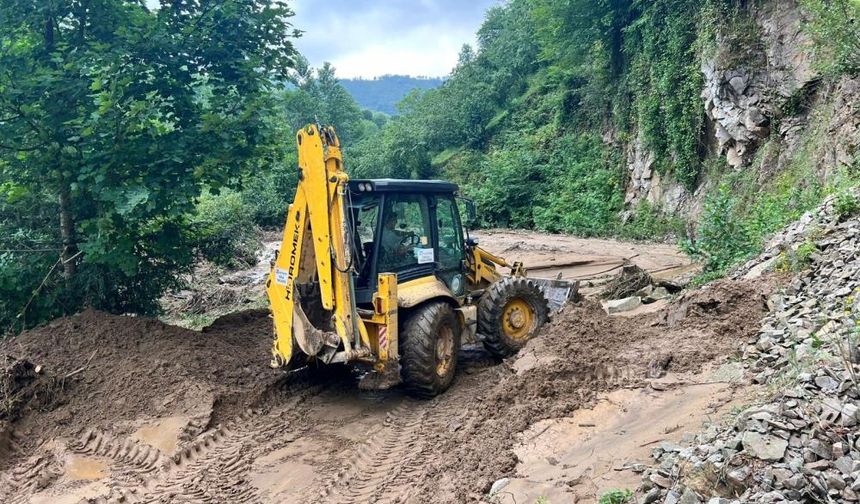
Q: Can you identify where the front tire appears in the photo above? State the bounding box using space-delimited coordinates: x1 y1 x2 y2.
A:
478 277 549 358
400 302 461 398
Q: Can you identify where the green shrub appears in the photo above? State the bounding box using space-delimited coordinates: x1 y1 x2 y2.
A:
834 191 860 218
618 201 686 241
191 190 261 267
599 489 633 504
0 230 71 334
241 164 298 227
775 240 819 273
531 133 624 236
800 0 860 77
682 183 757 275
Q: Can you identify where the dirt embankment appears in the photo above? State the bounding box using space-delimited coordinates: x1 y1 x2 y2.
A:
401 278 774 502
0 309 273 464
0 274 773 504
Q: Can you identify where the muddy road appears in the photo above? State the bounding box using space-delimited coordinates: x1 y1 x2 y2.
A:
160 229 694 327
0 234 770 504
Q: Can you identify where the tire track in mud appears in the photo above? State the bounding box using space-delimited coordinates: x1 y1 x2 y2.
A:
0 452 63 504
1 355 497 504
317 402 428 504
70 369 335 504
316 379 479 504
87 372 332 504
0 430 59 504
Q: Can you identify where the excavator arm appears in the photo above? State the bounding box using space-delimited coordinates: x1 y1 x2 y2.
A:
266 125 371 368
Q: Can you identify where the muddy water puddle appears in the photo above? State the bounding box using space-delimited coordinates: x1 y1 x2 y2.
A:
130 415 189 454
63 454 107 481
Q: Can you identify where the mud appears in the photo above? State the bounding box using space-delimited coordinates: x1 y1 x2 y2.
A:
504 369 753 503
159 229 694 330
0 272 775 503
474 229 694 287
0 309 274 468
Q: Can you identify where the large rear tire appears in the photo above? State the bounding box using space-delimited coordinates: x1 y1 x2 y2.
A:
478 277 549 358
400 302 461 398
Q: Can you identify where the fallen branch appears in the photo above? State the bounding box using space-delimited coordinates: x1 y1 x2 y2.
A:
64 349 97 379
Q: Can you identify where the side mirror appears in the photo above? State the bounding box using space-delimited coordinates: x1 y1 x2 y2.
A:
457 197 478 229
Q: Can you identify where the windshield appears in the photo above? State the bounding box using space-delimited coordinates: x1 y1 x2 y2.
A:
350 192 381 285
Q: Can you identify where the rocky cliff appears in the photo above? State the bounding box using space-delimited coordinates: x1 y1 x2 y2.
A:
624 0 859 223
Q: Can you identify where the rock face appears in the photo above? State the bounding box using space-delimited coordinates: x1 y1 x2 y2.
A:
701 0 817 169
637 188 860 503
623 0 860 223
624 133 691 214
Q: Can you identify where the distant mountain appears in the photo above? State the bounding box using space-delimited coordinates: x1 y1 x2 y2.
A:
340 75 445 115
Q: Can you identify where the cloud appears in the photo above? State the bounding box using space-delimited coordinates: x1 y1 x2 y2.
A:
290 0 499 78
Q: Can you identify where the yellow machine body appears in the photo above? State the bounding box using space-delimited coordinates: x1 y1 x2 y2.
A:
266 125 568 392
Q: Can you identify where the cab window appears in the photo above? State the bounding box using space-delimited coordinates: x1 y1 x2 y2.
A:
350 193 381 285
436 196 463 271
378 195 432 273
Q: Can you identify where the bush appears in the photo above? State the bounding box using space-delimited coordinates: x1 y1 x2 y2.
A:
618 201 686 241
599 489 633 504
241 164 298 228
801 0 860 77
774 240 819 273
470 140 546 229
191 190 261 267
0 235 71 334
682 183 757 275
533 134 624 236
834 190 860 218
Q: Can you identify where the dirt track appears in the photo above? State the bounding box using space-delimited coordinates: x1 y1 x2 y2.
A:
0 256 774 504
159 229 695 328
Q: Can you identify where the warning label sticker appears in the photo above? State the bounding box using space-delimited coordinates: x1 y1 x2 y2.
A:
414 247 435 265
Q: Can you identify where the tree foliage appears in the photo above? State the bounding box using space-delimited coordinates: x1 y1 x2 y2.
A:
352 0 709 231
0 0 299 329
801 0 860 77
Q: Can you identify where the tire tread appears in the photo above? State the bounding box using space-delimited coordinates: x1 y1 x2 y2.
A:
477 278 549 358
400 302 460 398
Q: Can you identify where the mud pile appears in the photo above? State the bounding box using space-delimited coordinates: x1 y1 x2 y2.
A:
0 355 57 425
400 277 774 502
0 276 773 504
0 309 273 459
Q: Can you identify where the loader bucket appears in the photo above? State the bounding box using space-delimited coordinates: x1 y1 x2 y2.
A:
529 278 579 312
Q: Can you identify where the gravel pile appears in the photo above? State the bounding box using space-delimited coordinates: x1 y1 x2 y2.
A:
638 188 860 504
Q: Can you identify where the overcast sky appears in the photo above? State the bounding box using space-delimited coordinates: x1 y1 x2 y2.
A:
290 0 500 78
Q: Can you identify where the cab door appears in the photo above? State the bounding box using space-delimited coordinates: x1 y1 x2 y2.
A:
433 195 466 296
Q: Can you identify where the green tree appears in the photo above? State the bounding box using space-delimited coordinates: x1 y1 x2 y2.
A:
801 0 860 76
0 0 298 328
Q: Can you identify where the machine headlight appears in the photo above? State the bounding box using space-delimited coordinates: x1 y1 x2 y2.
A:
451 274 464 296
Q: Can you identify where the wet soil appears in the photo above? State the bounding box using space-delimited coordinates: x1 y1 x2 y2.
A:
159 229 694 329
0 271 775 503
473 229 694 289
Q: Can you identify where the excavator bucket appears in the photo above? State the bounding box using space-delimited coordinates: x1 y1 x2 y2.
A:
529 278 579 312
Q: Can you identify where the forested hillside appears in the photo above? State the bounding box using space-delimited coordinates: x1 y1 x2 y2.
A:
0 2 386 331
1 0 858 331
340 75 444 115
346 0 860 282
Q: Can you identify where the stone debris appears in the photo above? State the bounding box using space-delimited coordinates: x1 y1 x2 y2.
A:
638 188 860 503
489 478 510 495
606 296 643 314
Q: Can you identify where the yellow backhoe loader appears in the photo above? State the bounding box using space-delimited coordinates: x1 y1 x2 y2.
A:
266 125 575 396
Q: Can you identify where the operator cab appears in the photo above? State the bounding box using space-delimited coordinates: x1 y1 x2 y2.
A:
348 179 467 305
